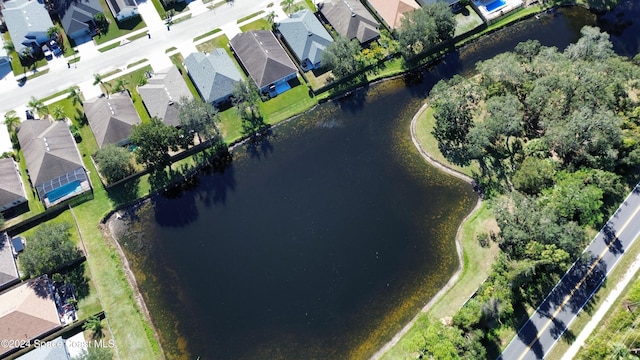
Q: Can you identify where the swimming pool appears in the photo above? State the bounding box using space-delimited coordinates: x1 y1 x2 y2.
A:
47 180 82 203
485 0 506 12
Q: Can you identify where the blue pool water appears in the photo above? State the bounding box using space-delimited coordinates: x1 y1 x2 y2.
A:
47 180 82 203
486 0 506 12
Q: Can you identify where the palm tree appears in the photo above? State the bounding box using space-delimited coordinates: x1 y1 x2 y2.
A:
47 26 61 41
113 78 129 93
20 47 33 60
3 111 21 133
2 40 15 55
83 315 104 340
266 11 276 27
52 105 66 120
93 73 103 86
27 97 47 117
282 0 294 14
67 87 83 105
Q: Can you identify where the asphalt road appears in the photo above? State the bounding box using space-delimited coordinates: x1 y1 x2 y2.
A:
500 183 640 360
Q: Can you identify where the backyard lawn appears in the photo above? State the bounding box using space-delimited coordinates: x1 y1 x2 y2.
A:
93 5 146 45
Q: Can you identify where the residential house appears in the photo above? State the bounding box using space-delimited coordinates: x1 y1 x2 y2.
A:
276 9 334 71
0 232 19 291
230 31 298 95
105 0 139 21
367 0 420 29
0 277 62 358
83 91 142 148
16 337 70 360
54 0 103 42
138 66 193 127
318 0 380 45
0 158 27 213
0 35 10 68
17 120 91 208
183 50 242 106
3 0 54 54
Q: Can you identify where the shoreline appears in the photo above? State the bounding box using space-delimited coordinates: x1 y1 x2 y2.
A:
369 103 483 360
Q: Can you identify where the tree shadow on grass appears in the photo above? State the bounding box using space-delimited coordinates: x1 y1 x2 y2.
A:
106 177 140 207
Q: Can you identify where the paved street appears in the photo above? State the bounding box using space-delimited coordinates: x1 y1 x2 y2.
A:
0 0 283 152
500 184 640 360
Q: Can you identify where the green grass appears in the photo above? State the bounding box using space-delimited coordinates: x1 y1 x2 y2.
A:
128 59 148 68
128 32 150 42
236 10 265 24
259 77 316 125
165 47 177 53
239 18 271 32
151 0 167 19
194 28 222 42
93 3 146 46
380 201 498 359
454 6 484 37
195 34 231 55
169 53 201 99
98 42 121 53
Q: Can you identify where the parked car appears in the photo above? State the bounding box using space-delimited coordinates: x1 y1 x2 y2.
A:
42 45 52 60
49 40 62 56
25 109 34 120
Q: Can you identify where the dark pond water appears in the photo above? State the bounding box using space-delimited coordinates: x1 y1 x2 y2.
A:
111 4 638 359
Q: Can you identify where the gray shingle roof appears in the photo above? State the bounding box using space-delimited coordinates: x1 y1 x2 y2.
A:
0 158 26 209
106 0 137 18
3 0 54 53
55 0 103 39
0 232 19 291
138 66 193 126
17 120 85 189
277 10 334 67
83 91 142 148
319 0 379 44
230 31 298 89
15 336 68 360
183 50 242 104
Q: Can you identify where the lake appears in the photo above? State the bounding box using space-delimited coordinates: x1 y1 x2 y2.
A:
110 4 638 359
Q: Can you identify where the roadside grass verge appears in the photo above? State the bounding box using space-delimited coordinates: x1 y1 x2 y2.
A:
194 28 221 42
546 233 640 359
195 34 231 55
128 58 148 68
237 10 264 24
380 201 499 360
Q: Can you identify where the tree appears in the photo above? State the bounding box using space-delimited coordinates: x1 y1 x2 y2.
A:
396 2 455 57
28 97 47 117
20 46 33 60
232 80 265 134
3 110 21 133
266 11 276 27
2 40 15 54
94 144 135 183
565 26 615 61
52 105 66 120
83 315 104 339
94 13 109 35
130 117 179 169
540 170 605 227
282 0 294 14
178 97 221 144
19 222 81 277
512 157 558 195
47 25 61 41
113 78 129 93
321 36 364 78
93 73 103 86
67 87 83 105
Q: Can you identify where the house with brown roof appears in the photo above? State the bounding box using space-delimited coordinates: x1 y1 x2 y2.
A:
138 66 194 127
230 31 298 96
17 120 91 208
83 91 142 148
366 0 420 29
0 277 62 358
318 0 380 44
0 158 27 213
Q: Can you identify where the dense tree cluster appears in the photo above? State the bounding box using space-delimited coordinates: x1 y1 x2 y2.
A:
20 222 80 277
130 117 180 170
396 2 456 57
421 26 640 357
